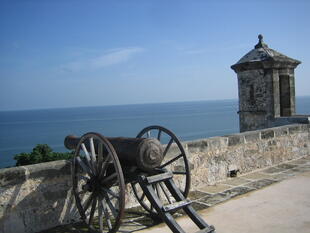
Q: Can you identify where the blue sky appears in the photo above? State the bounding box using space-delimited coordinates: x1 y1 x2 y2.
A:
1 0 309 111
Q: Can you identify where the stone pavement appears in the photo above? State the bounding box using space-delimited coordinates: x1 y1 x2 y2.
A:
42 155 310 233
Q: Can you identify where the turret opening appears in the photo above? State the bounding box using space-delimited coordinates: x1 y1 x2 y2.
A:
279 75 292 116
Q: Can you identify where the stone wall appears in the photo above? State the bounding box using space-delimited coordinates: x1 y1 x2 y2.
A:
0 161 75 233
184 124 310 188
1 124 309 233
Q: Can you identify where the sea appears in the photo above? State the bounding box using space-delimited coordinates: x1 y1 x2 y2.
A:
1 97 310 169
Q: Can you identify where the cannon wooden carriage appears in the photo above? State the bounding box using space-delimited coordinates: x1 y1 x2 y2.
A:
64 125 215 233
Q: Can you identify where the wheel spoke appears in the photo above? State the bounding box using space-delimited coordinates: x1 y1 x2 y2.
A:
98 197 104 232
88 195 97 225
160 154 183 168
104 193 118 218
76 157 93 177
147 130 151 138
157 130 162 141
97 142 104 172
163 138 174 156
102 172 117 184
98 153 111 179
102 198 113 230
81 143 93 170
89 137 97 174
83 192 95 213
102 187 119 199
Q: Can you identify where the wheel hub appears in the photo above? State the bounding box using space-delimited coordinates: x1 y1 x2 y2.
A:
83 177 102 192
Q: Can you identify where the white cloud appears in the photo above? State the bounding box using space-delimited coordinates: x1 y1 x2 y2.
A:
61 47 145 72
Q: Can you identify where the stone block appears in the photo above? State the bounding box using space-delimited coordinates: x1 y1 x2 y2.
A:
288 125 301 134
222 186 255 198
262 167 284 174
244 179 276 189
227 134 245 146
187 190 210 200
199 193 229 206
27 160 71 180
276 163 297 170
244 131 260 143
221 177 250 186
198 184 231 194
207 137 228 150
186 139 208 153
260 130 275 139
269 173 293 181
241 172 271 180
0 166 26 187
274 126 288 137
299 124 309 132
244 149 259 156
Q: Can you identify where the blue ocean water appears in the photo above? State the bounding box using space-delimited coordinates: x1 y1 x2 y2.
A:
0 97 309 168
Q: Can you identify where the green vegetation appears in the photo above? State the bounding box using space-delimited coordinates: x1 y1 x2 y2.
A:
14 144 74 166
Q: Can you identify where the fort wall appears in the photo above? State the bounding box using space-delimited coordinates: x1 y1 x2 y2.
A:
0 124 309 233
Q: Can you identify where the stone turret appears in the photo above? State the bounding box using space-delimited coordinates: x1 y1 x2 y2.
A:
231 35 308 132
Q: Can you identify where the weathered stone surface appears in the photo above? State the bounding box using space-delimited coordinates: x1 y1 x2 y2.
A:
262 167 285 174
288 125 302 134
221 177 250 186
269 172 293 181
240 172 271 180
198 184 231 194
244 131 260 143
186 139 208 153
244 179 276 189
222 186 255 198
261 130 275 139
187 190 210 200
27 160 71 179
0 166 26 187
227 134 244 146
200 193 229 206
276 163 297 170
274 127 288 137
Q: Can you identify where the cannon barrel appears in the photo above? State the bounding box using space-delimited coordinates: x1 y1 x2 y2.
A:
64 135 164 171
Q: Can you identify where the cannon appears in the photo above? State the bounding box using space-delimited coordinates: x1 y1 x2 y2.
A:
64 125 215 233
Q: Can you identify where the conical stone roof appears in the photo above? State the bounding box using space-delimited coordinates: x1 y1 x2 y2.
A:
231 35 301 72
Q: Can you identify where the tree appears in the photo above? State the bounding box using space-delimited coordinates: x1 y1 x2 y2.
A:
14 144 74 166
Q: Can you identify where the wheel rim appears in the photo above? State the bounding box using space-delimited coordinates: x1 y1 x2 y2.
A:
72 132 125 233
132 125 191 216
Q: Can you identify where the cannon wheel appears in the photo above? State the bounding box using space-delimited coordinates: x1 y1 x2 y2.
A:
72 132 125 233
132 125 191 217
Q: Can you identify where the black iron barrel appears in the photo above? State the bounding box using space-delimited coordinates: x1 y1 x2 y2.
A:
64 135 164 171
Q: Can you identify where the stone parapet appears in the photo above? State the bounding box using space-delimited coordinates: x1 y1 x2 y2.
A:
183 124 309 188
0 124 309 233
0 160 74 233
